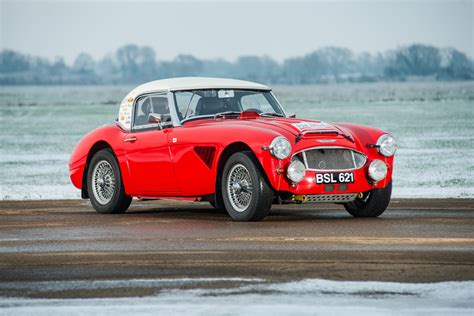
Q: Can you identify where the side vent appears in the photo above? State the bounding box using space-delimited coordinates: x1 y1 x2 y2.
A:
194 146 216 169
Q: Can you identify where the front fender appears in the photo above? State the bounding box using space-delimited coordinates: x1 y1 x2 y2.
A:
69 125 130 192
334 122 395 188
212 125 290 192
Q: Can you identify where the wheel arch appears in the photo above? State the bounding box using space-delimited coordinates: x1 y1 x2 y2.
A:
81 141 114 198
215 142 274 202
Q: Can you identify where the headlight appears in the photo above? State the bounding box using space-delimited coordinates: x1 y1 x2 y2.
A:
270 136 291 160
368 159 388 181
376 134 397 157
287 159 306 183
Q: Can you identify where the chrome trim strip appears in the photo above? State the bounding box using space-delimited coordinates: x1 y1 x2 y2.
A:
293 146 368 172
350 150 356 168
302 149 309 168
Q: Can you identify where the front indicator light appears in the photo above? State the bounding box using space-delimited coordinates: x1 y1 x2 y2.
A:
287 159 306 183
368 159 388 181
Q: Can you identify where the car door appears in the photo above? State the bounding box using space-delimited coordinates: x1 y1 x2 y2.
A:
123 94 179 196
169 91 218 197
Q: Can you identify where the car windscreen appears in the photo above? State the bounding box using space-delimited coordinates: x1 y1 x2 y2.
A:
173 89 284 122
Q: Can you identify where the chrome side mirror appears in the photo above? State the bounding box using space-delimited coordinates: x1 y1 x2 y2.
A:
148 113 173 129
148 113 162 124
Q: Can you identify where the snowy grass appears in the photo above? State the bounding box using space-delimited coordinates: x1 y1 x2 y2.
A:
1 83 473 200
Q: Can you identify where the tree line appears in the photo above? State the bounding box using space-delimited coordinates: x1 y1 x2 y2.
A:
0 44 472 85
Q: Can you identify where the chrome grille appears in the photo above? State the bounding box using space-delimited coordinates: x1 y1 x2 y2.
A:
302 147 366 171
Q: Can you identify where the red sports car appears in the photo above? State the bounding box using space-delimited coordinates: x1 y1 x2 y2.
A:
69 77 397 221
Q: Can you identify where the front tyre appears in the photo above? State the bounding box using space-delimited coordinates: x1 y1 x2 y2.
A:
344 181 392 217
221 151 273 221
87 149 132 214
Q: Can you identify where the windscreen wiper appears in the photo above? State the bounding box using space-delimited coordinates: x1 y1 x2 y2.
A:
260 112 285 117
213 111 241 118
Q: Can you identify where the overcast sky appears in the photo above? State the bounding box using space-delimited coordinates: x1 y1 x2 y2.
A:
1 0 473 63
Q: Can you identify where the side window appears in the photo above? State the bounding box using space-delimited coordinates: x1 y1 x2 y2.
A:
150 96 171 123
133 94 169 130
240 93 274 113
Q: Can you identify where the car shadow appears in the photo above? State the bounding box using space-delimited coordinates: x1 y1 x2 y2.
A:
125 201 370 222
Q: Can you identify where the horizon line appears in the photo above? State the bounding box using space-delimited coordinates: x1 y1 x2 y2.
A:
2 42 473 66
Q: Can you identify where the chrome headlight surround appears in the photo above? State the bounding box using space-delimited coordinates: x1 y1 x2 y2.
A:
269 136 291 160
376 134 397 157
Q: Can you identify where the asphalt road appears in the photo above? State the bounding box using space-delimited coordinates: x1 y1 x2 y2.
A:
0 198 473 298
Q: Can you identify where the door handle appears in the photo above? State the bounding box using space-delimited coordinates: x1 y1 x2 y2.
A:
124 137 137 143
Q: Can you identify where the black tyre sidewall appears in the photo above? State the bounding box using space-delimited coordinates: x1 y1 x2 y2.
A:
344 181 392 217
87 149 131 214
221 151 273 221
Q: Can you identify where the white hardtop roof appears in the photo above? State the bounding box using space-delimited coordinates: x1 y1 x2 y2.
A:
118 77 271 132
126 77 271 97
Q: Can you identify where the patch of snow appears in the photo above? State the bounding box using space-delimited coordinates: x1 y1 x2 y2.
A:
0 279 472 316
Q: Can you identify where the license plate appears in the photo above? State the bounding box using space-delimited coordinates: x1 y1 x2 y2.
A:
315 172 354 184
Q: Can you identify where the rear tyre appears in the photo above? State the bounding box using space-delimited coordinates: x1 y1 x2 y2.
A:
344 181 392 217
87 149 132 214
221 151 273 221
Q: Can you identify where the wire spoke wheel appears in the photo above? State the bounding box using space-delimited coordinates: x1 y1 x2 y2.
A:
221 151 273 221
91 160 116 205
226 163 253 212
